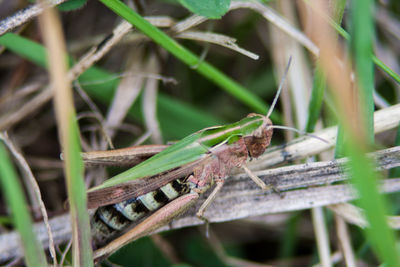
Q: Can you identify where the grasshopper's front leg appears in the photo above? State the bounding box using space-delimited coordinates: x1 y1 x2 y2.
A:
196 178 224 220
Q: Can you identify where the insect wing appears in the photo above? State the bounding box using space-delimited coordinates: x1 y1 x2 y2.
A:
92 132 209 190
81 144 169 167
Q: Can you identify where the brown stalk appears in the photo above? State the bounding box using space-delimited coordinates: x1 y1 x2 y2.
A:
304 2 366 146
37 1 93 265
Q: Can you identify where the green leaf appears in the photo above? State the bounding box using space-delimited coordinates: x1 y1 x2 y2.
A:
179 0 230 19
58 0 88 11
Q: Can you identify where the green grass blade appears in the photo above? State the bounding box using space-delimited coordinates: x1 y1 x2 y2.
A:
351 0 375 146
0 142 47 267
278 213 300 259
64 114 94 266
372 55 400 84
334 125 345 158
98 0 270 115
0 33 48 67
345 143 399 266
347 0 399 265
305 64 326 132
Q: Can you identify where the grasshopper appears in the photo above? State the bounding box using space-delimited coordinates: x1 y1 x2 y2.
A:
87 59 298 259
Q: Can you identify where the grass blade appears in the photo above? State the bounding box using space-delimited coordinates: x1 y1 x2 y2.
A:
38 4 93 266
350 0 375 146
0 142 47 267
347 0 399 265
305 64 326 133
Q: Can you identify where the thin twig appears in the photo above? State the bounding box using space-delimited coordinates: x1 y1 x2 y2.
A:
0 0 67 36
60 238 72 267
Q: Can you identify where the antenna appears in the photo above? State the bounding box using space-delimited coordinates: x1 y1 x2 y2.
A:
271 125 329 144
266 56 292 119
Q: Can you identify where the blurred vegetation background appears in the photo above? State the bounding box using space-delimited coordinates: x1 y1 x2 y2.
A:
1 0 400 266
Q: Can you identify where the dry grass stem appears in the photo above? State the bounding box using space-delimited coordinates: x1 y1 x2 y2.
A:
0 0 66 36
68 21 132 80
335 215 357 267
311 207 331 267
313 251 343 267
329 203 368 228
271 0 312 130
176 31 259 60
265 25 295 141
330 203 400 230
142 55 163 144
171 14 207 33
38 1 93 265
105 48 145 141
306 2 364 142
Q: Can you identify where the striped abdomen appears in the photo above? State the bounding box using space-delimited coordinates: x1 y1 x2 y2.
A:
92 178 190 244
